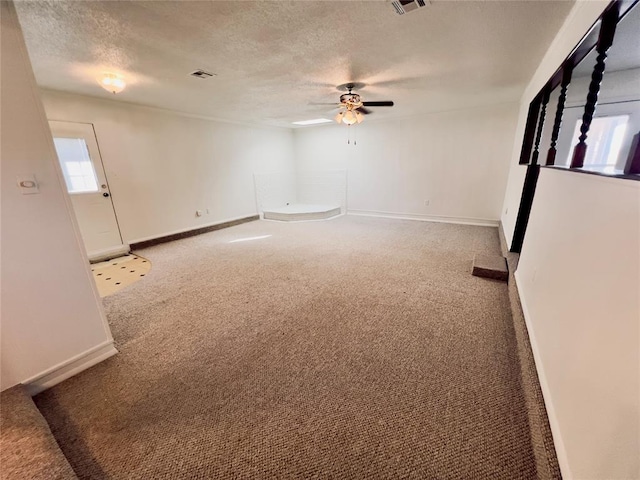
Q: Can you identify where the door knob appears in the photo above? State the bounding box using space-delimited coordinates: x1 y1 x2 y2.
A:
103 192 110 197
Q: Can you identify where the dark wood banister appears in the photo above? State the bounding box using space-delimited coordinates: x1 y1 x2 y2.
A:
510 0 639 253
570 4 620 168
546 66 573 166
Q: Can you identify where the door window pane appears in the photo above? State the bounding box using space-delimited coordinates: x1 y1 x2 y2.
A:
53 137 99 193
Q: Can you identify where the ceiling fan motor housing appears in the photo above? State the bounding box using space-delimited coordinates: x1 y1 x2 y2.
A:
340 93 362 106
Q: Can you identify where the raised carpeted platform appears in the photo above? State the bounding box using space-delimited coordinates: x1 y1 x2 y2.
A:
498 224 561 480
263 203 341 221
35 216 540 479
1 386 77 480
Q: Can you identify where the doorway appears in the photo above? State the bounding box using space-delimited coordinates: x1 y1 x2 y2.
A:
49 121 127 261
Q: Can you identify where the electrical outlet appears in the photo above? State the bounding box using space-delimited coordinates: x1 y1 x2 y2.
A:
424 200 430 207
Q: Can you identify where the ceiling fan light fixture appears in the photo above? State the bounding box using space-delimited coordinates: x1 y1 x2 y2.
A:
342 109 358 125
98 73 126 94
325 84 394 126
343 110 357 125
335 108 364 125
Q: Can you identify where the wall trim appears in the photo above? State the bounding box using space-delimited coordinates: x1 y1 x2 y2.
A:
262 212 345 223
500 220 513 257
129 214 260 250
514 271 572 479
43 89 293 132
23 340 118 396
347 209 499 227
88 244 131 263
541 164 640 188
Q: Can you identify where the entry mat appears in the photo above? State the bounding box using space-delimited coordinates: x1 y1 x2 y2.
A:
91 254 151 297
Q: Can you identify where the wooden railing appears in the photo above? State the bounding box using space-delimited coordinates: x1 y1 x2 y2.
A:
511 0 639 253
519 0 639 176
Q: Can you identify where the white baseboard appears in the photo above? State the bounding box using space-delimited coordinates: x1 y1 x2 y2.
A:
23 340 118 396
514 271 571 479
88 244 130 263
347 209 499 227
127 214 258 245
262 213 345 223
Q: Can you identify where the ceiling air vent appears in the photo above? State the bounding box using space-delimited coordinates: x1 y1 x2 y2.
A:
391 0 429 15
190 69 215 79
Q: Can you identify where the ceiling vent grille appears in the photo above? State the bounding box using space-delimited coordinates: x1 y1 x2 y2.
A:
391 0 429 15
190 70 215 79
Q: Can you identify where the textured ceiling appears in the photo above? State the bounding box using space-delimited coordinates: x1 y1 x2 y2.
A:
574 4 640 78
16 0 575 128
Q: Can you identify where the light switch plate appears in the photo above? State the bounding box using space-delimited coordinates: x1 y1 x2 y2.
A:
17 175 39 194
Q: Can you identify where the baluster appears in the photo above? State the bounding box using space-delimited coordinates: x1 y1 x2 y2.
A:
570 6 619 168
546 66 573 166
623 132 640 174
531 90 550 165
519 98 542 164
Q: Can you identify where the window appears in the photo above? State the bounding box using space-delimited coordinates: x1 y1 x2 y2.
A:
566 115 629 173
53 137 99 193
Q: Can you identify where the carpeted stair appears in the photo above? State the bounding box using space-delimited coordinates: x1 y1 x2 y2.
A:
472 253 509 282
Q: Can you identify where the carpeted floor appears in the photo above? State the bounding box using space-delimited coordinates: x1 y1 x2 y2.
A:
35 216 537 479
1 387 77 480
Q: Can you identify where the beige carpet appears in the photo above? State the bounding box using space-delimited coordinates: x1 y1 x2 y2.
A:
1 386 77 480
499 228 561 480
35 216 537 479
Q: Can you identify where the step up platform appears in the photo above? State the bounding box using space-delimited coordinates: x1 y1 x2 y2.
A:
263 204 341 222
472 254 509 282
0 386 78 479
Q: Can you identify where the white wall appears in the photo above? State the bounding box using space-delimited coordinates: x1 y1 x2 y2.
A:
499 1 640 478
516 168 639 479
294 103 519 225
296 170 347 211
41 91 295 244
253 171 297 211
1 1 114 392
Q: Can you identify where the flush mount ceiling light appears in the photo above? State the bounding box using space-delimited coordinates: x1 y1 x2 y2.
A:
292 118 333 126
98 73 126 94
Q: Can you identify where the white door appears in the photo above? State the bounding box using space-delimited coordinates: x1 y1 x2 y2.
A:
49 121 125 260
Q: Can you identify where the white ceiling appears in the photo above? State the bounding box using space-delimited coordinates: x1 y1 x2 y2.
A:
574 4 640 78
15 0 575 128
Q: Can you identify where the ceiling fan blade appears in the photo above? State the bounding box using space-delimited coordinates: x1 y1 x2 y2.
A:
309 102 342 106
362 101 394 107
357 107 372 115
